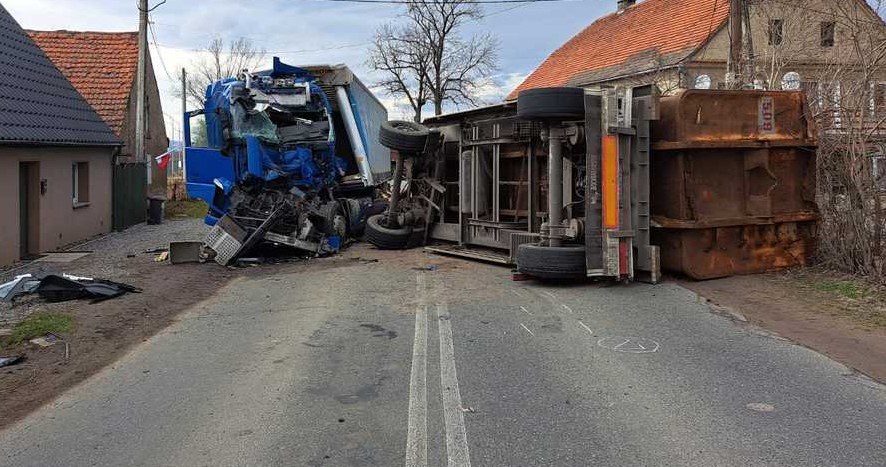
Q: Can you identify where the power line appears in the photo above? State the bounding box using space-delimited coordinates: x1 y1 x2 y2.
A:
147 17 174 81
318 0 576 4
479 2 529 17
265 43 369 54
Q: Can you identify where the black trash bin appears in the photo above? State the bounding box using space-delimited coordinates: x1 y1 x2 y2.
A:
147 196 165 225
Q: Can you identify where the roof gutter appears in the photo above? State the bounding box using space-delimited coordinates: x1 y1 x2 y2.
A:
0 140 122 148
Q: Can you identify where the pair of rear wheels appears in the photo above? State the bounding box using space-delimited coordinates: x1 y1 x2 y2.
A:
515 87 588 279
365 120 432 250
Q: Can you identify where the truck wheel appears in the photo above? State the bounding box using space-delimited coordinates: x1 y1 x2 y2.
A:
365 214 413 250
406 225 427 249
517 87 586 120
516 244 587 279
317 201 346 237
380 120 430 153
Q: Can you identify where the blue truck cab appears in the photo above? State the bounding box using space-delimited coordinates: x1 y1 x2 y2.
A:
183 58 389 225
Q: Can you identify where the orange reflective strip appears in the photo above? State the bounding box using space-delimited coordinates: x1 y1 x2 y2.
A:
602 134 618 229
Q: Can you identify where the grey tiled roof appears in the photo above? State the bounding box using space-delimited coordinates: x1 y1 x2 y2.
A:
0 4 120 146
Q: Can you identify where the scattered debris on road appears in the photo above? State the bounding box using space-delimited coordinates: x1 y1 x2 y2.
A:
169 241 203 264
36 274 141 303
0 274 41 302
29 334 60 347
0 355 23 368
2 273 141 304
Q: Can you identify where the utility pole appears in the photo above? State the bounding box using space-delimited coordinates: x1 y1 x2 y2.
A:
136 0 147 165
181 68 187 128
726 0 743 89
181 67 187 182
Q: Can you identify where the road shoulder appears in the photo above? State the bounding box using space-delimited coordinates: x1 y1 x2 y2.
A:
679 271 886 384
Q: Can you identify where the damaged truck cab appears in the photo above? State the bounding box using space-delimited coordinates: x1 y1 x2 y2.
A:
183 58 389 264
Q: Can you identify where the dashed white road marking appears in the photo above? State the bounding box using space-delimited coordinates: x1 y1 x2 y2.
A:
437 300 472 467
562 304 574 314
542 291 557 300
519 306 532 316
578 320 594 336
405 275 429 467
519 323 535 337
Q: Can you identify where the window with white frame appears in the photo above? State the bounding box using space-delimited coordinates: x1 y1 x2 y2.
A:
72 161 89 205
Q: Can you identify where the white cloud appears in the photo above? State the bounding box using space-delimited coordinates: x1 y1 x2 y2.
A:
4 0 597 141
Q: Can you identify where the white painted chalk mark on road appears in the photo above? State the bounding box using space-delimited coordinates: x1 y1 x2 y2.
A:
596 336 660 353
577 321 594 336
562 304 574 314
519 306 532 316
405 275 429 467
746 402 776 412
542 291 558 300
519 323 535 337
436 295 472 467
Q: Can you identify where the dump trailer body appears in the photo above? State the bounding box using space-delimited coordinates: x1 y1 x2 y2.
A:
420 88 816 281
650 90 818 279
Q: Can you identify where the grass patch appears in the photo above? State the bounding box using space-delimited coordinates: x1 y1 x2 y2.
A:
2 313 73 348
165 199 208 219
811 280 867 299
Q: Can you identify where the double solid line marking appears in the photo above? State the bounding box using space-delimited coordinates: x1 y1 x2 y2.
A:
405 273 471 467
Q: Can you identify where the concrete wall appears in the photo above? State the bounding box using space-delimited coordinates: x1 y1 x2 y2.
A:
0 146 114 266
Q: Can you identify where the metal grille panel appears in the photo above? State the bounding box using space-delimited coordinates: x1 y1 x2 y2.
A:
205 223 243 266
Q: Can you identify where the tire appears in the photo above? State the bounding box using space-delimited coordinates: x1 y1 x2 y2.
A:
364 214 413 250
406 226 427 249
517 87 586 120
314 201 346 237
379 120 430 153
516 244 587 279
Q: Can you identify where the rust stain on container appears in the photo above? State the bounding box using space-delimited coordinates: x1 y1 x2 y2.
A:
651 90 817 280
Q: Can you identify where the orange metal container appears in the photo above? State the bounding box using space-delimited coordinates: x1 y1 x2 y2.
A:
650 90 818 280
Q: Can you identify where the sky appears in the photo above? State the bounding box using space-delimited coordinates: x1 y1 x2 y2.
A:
7 0 882 145
2 0 611 144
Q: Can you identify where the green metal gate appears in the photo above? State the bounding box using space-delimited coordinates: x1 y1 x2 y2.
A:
113 162 147 231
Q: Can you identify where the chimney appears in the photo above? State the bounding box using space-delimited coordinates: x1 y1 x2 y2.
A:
617 0 636 11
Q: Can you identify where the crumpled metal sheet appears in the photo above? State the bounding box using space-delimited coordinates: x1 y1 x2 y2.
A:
0 274 41 302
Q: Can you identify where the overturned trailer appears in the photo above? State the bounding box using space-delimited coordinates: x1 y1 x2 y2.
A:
418 88 817 281
183 59 389 264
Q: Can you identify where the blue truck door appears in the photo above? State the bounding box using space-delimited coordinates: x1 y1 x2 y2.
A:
183 111 235 205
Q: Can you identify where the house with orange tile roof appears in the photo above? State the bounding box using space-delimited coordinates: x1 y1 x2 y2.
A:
28 29 169 227
508 0 886 117
0 5 121 266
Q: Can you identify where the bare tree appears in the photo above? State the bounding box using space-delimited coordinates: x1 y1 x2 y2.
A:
368 0 499 120
810 0 886 278
368 23 432 122
178 38 266 109
746 0 886 279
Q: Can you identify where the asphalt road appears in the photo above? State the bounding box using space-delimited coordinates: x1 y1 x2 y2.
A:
2 246 885 467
